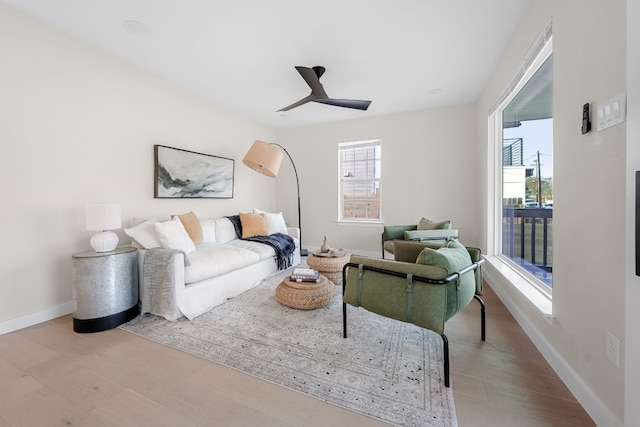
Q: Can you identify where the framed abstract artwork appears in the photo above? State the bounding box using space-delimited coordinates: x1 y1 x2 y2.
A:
154 145 234 199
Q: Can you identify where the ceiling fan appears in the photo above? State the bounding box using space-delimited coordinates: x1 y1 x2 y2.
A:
278 66 372 112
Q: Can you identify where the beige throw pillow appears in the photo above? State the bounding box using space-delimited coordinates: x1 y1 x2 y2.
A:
240 213 268 238
172 211 203 244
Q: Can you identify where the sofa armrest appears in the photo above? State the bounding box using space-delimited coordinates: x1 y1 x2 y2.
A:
138 248 187 321
382 224 417 241
286 227 300 240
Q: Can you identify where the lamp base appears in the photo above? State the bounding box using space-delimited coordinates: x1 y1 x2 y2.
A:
90 231 119 253
300 248 309 257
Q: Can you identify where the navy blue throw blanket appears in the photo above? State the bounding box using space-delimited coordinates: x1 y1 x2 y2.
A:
225 215 295 270
245 233 295 270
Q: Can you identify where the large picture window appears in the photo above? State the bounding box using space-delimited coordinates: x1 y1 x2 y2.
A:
488 23 553 299
338 140 382 222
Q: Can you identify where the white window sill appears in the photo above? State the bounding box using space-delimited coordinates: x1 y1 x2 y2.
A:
483 254 554 321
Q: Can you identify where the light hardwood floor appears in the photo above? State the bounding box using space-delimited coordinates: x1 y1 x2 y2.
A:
0 284 595 426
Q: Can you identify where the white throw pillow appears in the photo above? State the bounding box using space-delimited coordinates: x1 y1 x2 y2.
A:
214 217 237 243
154 217 196 254
124 217 162 249
199 218 217 243
253 208 288 235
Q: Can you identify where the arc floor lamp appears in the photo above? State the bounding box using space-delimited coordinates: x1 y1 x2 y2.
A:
243 140 308 256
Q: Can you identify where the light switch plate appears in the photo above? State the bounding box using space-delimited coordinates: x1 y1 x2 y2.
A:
597 93 627 131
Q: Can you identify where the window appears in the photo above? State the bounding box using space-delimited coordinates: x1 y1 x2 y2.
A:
338 139 382 222
488 23 553 301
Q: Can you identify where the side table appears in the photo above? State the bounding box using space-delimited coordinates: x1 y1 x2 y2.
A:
275 275 337 310
307 251 351 285
71 246 139 333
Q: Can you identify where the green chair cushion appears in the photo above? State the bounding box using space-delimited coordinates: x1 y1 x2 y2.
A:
416 240 475 321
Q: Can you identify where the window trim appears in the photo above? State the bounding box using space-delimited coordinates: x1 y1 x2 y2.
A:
337 139 382 223
486 29 553 316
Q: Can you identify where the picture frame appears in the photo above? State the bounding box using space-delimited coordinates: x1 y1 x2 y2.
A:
154 145 234 199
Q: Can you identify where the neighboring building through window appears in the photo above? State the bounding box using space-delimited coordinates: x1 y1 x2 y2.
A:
338 139 381 222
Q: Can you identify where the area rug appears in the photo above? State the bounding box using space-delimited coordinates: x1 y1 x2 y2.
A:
120 268 457 426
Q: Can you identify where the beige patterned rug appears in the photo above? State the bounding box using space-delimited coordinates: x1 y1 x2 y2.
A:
120 267 457 426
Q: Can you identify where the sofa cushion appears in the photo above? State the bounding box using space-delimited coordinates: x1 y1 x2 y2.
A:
184 243 261 284
154 217 196 254
253 208 288 235
227 239 277 261
417 218 451 230
125 217 162 249
172 211 203 244
240 213 268 238
416 240 475 320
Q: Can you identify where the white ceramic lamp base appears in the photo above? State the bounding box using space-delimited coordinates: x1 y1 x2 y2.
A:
90 231 119 252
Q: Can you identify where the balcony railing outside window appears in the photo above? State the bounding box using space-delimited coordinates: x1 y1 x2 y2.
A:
502 206 553 287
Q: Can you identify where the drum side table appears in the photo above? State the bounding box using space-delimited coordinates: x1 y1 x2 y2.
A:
71 246 139 333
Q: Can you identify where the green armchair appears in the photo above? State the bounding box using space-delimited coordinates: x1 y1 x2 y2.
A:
342 239 485 387
381 219 459 259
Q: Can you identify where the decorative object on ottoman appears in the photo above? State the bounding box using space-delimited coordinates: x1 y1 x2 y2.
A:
320 236 330 253
275 275 337 309
307 250 351 285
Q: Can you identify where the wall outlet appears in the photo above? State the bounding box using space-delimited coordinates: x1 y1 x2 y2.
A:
606 331 620 368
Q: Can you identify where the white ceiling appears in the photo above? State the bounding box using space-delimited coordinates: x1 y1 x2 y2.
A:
3 0 531 129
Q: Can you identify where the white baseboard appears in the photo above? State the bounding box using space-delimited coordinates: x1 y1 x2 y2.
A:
0 301 74 335
484 269 622 427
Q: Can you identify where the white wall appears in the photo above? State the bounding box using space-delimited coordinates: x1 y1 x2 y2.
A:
0 5 276 332
275 104 479 256
626 1 640 425
477 1 626 425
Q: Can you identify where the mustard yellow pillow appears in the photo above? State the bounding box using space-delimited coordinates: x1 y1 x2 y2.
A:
172 211 203 244
240 213 268 238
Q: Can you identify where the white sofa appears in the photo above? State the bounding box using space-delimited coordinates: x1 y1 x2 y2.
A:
126 212 301 321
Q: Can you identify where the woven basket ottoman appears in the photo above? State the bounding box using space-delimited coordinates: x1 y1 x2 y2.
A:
275 275 337 310
306 251 351 285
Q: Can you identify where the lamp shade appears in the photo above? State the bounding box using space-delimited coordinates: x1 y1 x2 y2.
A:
86 203 121 231
242 140 284 178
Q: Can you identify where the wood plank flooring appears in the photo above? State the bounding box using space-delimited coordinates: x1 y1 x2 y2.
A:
0 284 595 426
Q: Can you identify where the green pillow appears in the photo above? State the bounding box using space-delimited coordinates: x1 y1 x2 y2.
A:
417 218 451 230
416 240 474 320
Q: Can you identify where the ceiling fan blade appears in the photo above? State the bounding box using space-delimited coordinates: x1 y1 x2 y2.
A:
314 98 372 111
277 94 316 112
295 66 329 98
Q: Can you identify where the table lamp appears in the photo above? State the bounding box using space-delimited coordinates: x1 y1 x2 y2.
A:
86 202 121 252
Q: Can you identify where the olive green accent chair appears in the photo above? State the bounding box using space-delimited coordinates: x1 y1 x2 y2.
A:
342 239 485 387
381 218 459 259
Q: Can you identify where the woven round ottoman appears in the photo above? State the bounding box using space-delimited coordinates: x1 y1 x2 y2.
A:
275 275 337 310
307 251 351 285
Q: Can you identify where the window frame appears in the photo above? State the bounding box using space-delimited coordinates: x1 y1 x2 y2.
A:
486 29 553 314
337 139 383 224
